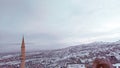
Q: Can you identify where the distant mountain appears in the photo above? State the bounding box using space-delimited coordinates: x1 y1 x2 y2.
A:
0 41 120 68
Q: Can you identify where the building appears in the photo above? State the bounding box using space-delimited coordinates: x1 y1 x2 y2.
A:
107 56 118 64
67 63 85 68
107 56 120 68
20 37 26 68
113 63 120 68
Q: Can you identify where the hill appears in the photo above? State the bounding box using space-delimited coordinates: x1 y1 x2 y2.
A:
0 41 120 68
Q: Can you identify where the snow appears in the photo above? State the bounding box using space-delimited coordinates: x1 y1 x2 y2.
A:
113 63 120 68
0 41 120 68
67 64 85 68
1 55 14 59
0 61 20 65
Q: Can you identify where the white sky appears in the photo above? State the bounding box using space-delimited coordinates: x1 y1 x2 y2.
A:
1 0 120 52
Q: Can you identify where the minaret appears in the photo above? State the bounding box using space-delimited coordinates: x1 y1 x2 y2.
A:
20 37 26 68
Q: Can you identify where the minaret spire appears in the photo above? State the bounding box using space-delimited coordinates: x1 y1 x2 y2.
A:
20 36 26 68
21 36 25 47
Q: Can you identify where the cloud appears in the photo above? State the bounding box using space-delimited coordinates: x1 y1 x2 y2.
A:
1 0 120 52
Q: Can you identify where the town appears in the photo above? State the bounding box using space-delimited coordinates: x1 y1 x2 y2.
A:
0 37 120 68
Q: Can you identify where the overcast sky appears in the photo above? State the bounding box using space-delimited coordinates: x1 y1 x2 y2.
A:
1 0 120 53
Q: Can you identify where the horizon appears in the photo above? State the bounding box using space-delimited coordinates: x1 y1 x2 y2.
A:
1 0 120 53
0 39 120 53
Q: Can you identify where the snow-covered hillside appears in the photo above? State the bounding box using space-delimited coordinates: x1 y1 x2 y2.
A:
0 41 120 68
